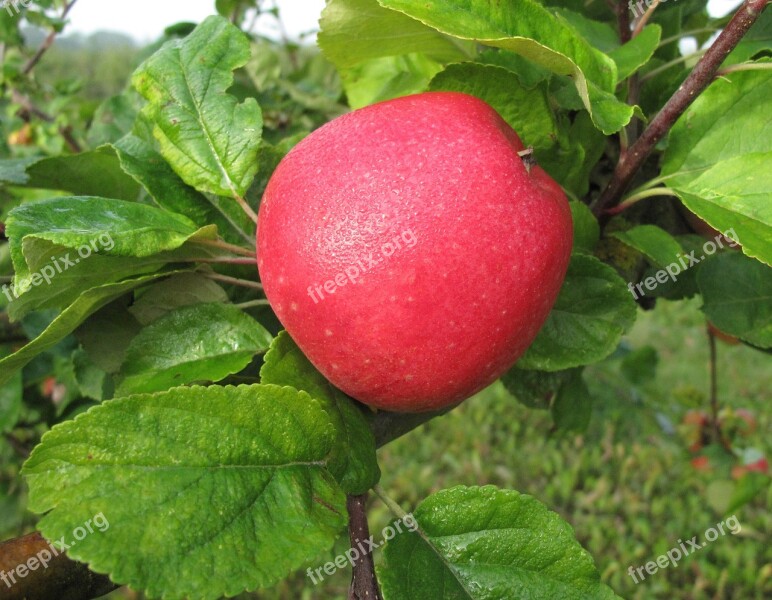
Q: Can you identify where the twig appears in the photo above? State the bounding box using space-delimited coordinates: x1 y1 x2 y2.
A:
202 272 263 291
632 0 660 38
11 89 82 153
0 532 117 600
346 494 383 600
592 0 770 217
22 0 78 75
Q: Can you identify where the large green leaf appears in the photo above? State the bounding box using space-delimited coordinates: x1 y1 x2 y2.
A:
22 384 347 600
429 63 557 150
5 196 213 280
518 254 637 371
379 486 621 599
611 225 683 269
0 272 181 387
0 148 141 201
260 332 380 495
608 25 661 80
661 69 772 265
379 0 633 133
128 272 230 325
697 252 772 348
116 303 273 395
133 16 263 198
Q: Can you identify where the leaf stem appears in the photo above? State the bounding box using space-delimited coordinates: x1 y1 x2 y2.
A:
190 256 256 266
592 0 770 217
193 238 255 258
717 61 772 76
605 186 681 215
235 299 270 309
373 484 411 522
234 194 259 225
658 27 721 47
202 272 263 290
632 0 660 38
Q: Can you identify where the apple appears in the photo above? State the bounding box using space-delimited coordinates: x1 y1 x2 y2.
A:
257 92 572 412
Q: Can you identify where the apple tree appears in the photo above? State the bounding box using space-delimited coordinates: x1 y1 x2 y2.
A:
0 0 770 599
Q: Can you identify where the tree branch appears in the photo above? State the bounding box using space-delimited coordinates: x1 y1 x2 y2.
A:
0 532 117 600
11 89 82 153
592 0 770 217
616 0 632 43
22 0 78 75
346 494 383 600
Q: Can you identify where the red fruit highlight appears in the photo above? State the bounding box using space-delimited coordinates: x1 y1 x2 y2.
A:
257 92 572 412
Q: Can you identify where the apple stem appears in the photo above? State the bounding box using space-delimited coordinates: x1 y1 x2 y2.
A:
517 147 536 173
592 0 769 218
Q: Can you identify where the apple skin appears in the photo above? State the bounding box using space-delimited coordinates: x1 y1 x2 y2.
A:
257 92 572 412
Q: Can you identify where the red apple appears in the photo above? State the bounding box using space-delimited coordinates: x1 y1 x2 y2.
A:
257 92 572 412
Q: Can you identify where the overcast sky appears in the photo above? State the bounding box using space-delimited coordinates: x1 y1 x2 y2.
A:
63 0 742 43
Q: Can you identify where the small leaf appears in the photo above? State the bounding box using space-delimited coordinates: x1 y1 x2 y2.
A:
0 148 141 201
5 196 212 280
697 252 772 348
379 485 622 599
608 25 661 80
661 69 772 265
551 369 592 432
128 273 230 326
569 201 600 254
22 384 348 600
611 224 683 269
429 63 557 150
0 272 183 387
133 16 263 197
260 332 380 495
518 254 637 371
116 303 273 395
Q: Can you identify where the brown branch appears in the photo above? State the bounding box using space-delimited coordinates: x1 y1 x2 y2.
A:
592 0 770 217
617 0 632 44
0 532 117 600
346 494 383 600
22 0 78 75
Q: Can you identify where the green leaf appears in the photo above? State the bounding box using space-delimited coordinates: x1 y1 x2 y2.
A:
608 25 661 80
0 369 22 433
76 302 142 374
611 224 683 269
551 369 592 432
429 63 557 150
133 16 263 198
128 272 229 325
342 53 444 109
0 148 141 201
22 384 347 600
87 94 141 147
5 197 210 280
319 0 472 69
0 272 179 387
116 303 273 395
378 0 633 133
260 332 380 495
518 254 637 371
661 69 772 265
697 252 772 348
379 485 621 599
569 201 600 254
500 367 571 410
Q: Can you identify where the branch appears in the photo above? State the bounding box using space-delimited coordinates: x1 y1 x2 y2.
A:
11 89 82 153
0 532 117 600
616 0 631 44
22 0 78 75
346 494 383 600
592 0 770 217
